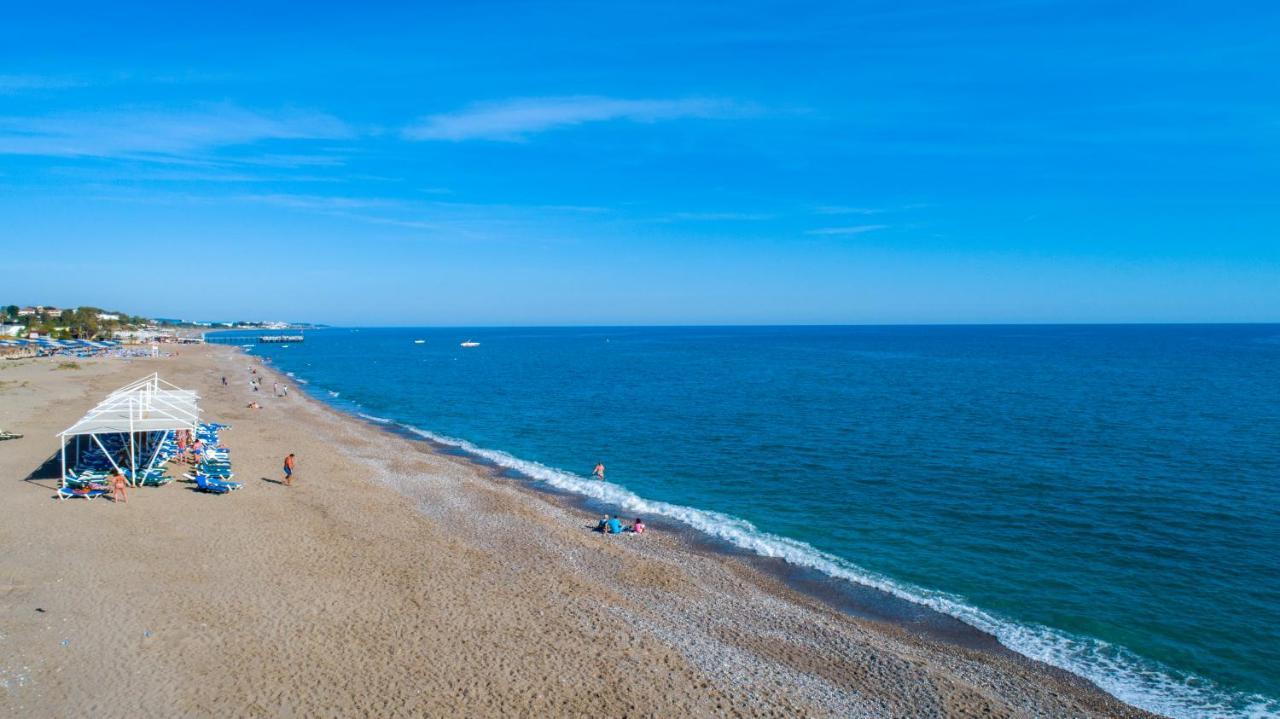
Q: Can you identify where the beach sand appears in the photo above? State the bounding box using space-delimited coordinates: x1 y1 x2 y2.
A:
0 346 1158 717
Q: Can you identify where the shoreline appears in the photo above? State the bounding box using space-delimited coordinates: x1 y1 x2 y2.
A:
0 345 1157 717
251 346 1154 716
372 414 1011 654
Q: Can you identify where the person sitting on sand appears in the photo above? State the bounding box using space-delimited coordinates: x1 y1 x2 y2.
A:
110 468 128 504
247 401 261 409
632 518 645 534
606 515 623 535
595 514 610 532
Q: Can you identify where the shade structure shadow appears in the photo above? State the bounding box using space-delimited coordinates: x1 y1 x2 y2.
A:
23 451 63 489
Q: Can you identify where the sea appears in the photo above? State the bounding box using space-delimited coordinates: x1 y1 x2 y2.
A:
225 325 1279 719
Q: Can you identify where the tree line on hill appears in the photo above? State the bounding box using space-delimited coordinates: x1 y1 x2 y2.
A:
2 305 148 340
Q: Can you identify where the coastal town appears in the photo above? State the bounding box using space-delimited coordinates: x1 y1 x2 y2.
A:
0 303 312 357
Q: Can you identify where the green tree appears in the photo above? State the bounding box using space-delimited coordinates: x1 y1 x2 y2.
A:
71 307 100 339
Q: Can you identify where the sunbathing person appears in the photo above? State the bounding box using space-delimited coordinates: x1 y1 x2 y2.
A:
606 515 623 535
632 518 646 534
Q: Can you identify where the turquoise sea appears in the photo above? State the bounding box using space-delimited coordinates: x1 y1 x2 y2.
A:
229 325 1280 718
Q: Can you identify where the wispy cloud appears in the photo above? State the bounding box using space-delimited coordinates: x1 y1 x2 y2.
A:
668 211 776 221
0 104 352 161
238 193 402 211
404 96 754 141
229 192 608 239
814 205 885 215
805 224 889 236
0 74 85 93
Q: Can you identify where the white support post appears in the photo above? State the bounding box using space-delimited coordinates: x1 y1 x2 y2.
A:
60 435 67 488
128 398 137 487
91 433 124 474
143 429 170 475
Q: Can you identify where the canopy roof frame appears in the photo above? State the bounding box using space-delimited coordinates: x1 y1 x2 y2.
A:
57 373 201 486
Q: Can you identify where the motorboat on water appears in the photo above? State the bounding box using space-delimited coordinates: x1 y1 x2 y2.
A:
414 339 426 344
460 340 480 348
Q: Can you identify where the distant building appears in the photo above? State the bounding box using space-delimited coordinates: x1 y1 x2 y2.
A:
115 329 174 342
17 306 60 316
0 324 21 337
98 313 121 321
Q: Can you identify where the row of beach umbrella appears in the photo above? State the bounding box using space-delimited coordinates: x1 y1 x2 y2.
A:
0 338 119 348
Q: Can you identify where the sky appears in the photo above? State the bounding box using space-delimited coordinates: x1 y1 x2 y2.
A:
1 1 1277 325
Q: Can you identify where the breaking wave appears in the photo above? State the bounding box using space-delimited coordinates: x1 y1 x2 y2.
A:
399 423 1278 719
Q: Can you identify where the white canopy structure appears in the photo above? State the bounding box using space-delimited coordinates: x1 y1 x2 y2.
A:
57 373 201 485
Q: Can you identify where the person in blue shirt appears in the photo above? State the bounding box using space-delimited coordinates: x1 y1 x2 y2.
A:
606 515 623 535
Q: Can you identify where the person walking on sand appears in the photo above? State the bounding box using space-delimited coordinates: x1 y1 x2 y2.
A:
273 381 280 396
593 462 605 480
221 375 228 386
283 453 297 486
110 467 128 504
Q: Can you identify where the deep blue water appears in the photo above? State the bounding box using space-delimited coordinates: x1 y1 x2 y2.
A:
228 325 1280 718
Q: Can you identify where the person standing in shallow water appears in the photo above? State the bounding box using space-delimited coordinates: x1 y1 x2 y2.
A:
593 462 605 480
283 453 296 486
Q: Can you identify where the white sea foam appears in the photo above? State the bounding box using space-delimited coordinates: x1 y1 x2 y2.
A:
399 422 1279 719
358 412 392 424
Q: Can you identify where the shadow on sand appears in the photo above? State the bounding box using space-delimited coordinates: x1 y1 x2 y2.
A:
23 451 63 490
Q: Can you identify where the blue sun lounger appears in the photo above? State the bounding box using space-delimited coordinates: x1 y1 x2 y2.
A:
193 474 231 494
57 486 108 501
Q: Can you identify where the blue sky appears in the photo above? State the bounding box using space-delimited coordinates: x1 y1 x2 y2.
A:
1 1 1277 325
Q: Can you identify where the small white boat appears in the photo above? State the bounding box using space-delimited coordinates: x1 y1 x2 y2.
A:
414 339 426 344
460 340 480 348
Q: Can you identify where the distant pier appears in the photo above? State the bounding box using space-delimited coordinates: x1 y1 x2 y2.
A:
203 332 305 345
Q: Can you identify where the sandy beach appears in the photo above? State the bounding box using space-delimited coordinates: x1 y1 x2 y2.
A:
0 346 1157 718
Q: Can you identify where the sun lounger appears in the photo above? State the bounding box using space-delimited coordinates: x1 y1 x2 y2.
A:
193 474 231 494
57 486 108 501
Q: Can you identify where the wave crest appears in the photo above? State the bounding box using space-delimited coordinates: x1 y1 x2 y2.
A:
398 423 1278 719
